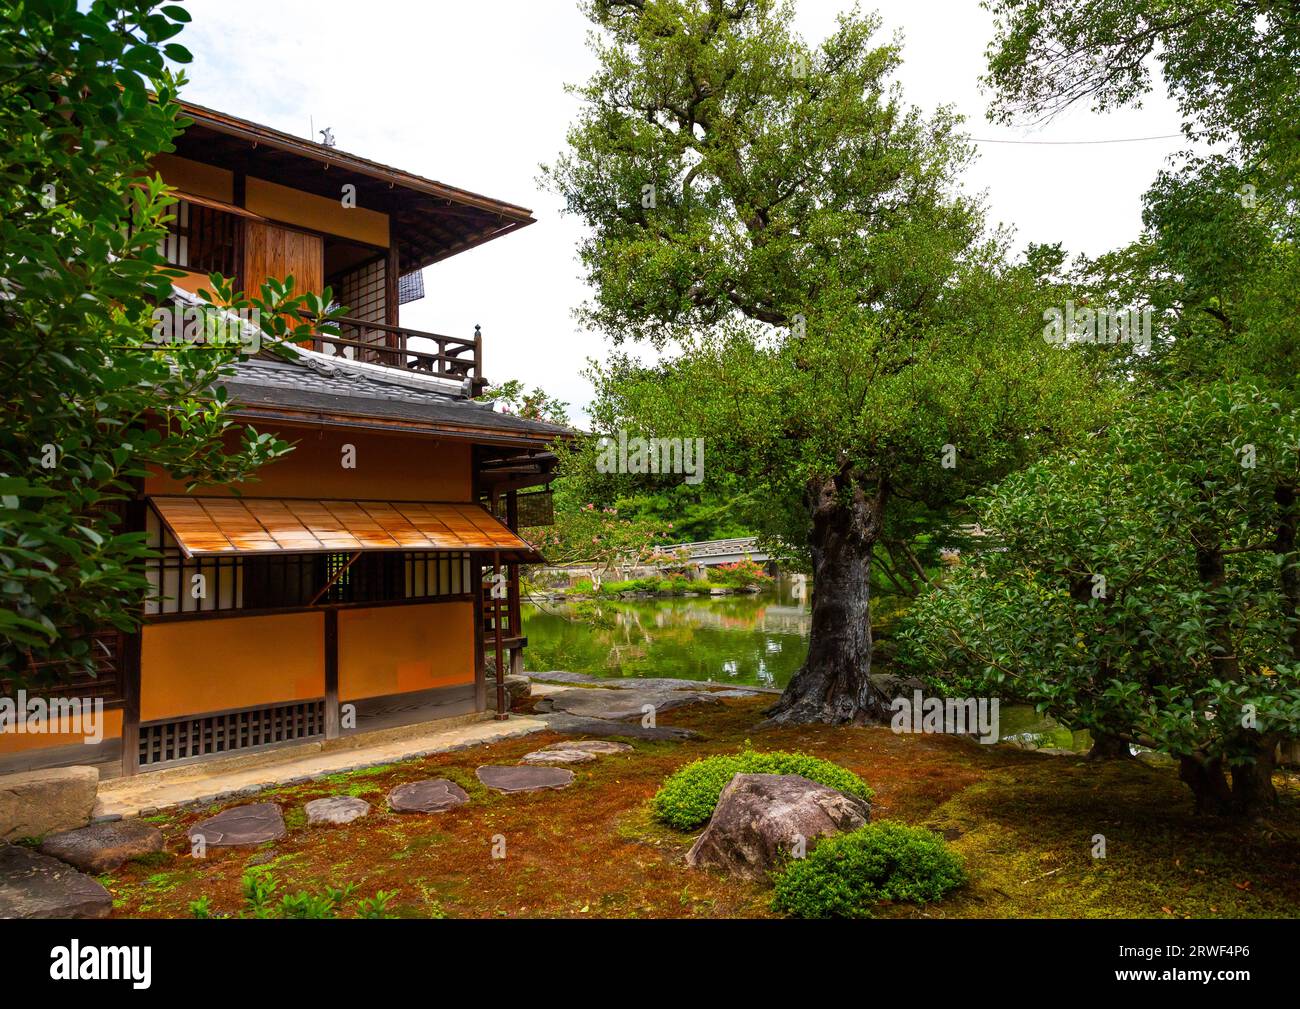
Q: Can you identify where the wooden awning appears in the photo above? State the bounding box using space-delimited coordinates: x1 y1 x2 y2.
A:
149 496 542 562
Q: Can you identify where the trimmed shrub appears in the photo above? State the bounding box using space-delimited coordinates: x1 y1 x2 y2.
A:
771 821 966 918
651 748 873 829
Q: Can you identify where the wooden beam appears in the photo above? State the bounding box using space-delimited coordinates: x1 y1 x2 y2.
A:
324 609 340 740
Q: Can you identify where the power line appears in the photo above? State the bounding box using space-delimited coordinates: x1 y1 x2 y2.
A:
972 133 1185 144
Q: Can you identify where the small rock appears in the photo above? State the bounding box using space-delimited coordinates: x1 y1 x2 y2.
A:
305 796 371 826
487 673 532 711
0 844 111 919
476 765 575 793
187 803 286 848
38 819 164 874
687 774 870 880
387 779 469 813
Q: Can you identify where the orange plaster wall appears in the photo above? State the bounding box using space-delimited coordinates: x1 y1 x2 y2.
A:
140 613 324 721
145 427 472 503
338 602 474 701
0 709 122 754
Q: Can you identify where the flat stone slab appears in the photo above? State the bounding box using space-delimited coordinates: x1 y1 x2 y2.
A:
187 803 286 848
476 765 575 793
538 687 720 722
536 713 701 742
38 819 164 874
387 779 469 813
521 748 598 765
529 671 781 694
0 766 98 842
541 740 633 755
305 796 371 825
0 844 112 919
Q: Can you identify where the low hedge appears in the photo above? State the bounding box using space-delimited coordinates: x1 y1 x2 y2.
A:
771 821 966 918
651 748 873 830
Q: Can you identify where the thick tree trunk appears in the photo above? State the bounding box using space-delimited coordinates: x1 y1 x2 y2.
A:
1087 732 1132 760
1178 754 1233 816
1230 739 1279 820
764 469 891 726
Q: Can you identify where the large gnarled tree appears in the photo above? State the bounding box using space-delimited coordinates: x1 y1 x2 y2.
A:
548 0 1106 724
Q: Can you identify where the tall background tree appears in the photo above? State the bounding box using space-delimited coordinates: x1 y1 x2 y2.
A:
895 0 1300 816
547 0 1107 724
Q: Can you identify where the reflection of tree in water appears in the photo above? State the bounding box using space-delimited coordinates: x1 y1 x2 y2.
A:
522 592 810 687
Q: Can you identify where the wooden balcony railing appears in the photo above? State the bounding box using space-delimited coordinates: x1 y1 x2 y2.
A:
309 316 484 393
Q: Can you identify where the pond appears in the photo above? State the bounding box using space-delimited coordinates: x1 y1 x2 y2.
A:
522 581 811 689
521 579 1091 752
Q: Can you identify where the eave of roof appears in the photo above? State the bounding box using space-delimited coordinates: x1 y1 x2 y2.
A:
175 99 534 223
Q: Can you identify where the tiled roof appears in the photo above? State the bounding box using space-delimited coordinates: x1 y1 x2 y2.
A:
219 355 571 441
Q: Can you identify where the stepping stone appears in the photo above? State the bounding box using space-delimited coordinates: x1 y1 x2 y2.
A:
38 819 164 874
305 796 371 826
521 748 598 766
541 740 633 755
522 739 636 765
476 765 574 794
538 713 701 742
0 844 111 919
187 803 286 848
387 779 469 813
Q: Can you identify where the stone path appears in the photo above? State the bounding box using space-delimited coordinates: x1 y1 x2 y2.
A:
477 765 575 793
95 715 548 818
187 803 286 848
387 779 469 813
529 670 779 694
0 844 112 919
534 712 701 741
536 686 722 722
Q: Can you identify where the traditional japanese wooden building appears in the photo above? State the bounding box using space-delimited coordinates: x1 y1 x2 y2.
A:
1 100 566 777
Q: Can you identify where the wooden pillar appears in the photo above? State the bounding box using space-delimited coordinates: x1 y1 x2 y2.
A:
471 561 486 712
385 244 400 331
492 549 507 720
323 609 340 740
120 494 147 777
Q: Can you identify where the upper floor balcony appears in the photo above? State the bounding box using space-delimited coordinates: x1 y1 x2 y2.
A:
151 99 535 396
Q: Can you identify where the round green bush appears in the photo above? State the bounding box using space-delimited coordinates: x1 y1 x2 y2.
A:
650 748 873 830
771 821 966 919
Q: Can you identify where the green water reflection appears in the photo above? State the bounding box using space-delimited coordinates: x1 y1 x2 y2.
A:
521 587 809 688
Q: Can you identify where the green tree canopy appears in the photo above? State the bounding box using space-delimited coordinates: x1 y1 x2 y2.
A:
549 0 1109 724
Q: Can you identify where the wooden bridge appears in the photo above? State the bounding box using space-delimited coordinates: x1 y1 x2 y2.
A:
656 537 773 568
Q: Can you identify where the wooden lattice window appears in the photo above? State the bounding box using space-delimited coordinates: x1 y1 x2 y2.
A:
138 699 325 767
158 198 241 279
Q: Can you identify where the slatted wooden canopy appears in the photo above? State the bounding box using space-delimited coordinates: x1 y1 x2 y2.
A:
150 496 542 562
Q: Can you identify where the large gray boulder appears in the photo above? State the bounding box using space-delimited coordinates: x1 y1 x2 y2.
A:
0 766 99 842
38 819 163 874
0 844 112 919
686 773 870 881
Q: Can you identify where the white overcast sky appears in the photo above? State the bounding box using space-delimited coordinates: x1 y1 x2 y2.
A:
170 0 1192 422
